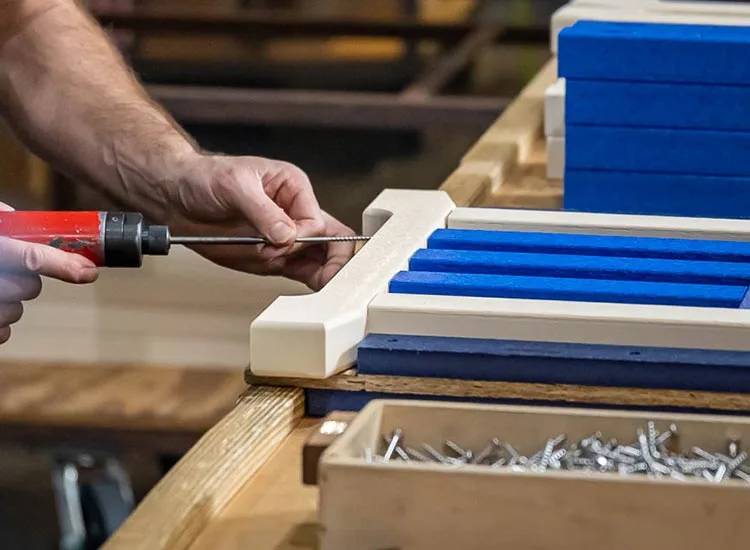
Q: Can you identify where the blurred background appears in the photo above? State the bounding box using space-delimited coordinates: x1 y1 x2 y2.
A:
0 0 563 547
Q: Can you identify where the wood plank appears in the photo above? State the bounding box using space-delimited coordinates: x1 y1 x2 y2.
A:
0 362 245 432
245 371 750 413
102 386 305 550
187 420 320 550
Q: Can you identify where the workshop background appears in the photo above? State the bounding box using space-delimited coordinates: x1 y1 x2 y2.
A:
0 1 560 548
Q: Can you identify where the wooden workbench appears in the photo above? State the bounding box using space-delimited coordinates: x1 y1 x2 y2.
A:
102 57 560 550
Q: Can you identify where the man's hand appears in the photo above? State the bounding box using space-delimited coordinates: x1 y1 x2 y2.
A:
163 154 356 291
0 203 98 345
0 0 356 291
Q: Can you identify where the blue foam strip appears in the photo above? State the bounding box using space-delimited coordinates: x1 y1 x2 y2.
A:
388 271 745 308
566 79 750 132
558 20 750 85
409 248 750 286
427 229 750 263
357 334 750 393
563 169 750 220
565 125 750 177
304 389 748 417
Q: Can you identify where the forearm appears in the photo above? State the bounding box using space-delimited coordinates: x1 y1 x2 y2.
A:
0 0 199 222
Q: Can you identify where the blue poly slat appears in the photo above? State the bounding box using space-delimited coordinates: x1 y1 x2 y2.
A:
304 389 746 417
558 20 750 85
562 169 750 221
565 125 750 178
304 389 542 417
388 271 745 308
566 79 750 132
357 334 750 393
427 229 750 263
409 248 750 286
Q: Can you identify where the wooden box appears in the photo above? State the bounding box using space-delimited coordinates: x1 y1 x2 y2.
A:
319 399 750 550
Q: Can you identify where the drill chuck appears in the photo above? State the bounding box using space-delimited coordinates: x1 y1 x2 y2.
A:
103 212 170 267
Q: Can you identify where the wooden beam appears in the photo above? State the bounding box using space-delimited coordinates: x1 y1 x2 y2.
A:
402 25 504 98
101 386 304 550
245 371 750 413
95 10 548 44
147 85 510 129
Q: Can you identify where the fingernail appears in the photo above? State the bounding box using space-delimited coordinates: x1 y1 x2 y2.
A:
268 222 295 244
79 267 99 283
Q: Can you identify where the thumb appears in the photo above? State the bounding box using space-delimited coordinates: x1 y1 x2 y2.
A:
0 237 98 284
232 169 297 247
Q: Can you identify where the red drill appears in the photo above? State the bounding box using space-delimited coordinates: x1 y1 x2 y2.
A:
0 211 369 267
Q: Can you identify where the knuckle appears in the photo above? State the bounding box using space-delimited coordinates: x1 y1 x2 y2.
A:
0 326 10 345
278 162 310 187
21 246 45 273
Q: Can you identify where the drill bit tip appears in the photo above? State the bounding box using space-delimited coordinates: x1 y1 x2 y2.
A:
170 235 371 245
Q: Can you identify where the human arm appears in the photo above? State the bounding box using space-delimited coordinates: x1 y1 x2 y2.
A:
0 0 355 290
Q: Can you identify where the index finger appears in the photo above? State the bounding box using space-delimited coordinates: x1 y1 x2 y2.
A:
0 237 98 283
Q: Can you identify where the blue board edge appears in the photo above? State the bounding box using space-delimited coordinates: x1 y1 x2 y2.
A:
304 389 750 418
357 334 750 393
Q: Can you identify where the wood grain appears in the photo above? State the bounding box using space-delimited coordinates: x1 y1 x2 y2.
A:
0 361 245 432
102 386 305 550
460 57 557 206
187 420 320 550
245 371 750 413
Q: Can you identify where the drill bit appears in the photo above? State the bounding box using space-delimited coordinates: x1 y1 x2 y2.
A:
170 235 371 245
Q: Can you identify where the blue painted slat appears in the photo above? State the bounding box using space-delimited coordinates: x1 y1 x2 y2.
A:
304 389 548 417
558 20 750 85
565 125 750 177
427 229 750 263
388 271 745 308
409 248 750 286
357 334 750 393
563 169 750 220
304 389 747 417
566 79 750 132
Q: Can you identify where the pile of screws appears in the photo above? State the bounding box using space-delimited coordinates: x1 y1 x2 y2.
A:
365 422 750 483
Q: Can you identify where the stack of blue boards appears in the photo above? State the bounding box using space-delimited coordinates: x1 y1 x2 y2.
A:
559 20 750 219
305 228 750 416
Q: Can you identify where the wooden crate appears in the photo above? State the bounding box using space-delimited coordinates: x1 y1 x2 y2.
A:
319 399 750 550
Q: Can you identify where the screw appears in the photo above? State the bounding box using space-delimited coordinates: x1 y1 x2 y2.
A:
383 429 402 462
365 424 750 484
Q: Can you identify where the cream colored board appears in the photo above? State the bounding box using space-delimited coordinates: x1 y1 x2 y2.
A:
447 205 750 240
546 135 564 180
249 189 455 379
544 78 565 138
550 3 750 53
367 293 750 352
3 246 307 370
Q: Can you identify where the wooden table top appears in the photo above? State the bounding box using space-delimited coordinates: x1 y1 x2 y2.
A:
0 361 245 433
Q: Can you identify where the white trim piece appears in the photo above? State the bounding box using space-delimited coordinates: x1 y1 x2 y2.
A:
249 189 455 379
546 136 565 180
570 0 750 17
448 206 750 240
367 293 750 352
550 3 750 53
544 78 565 138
